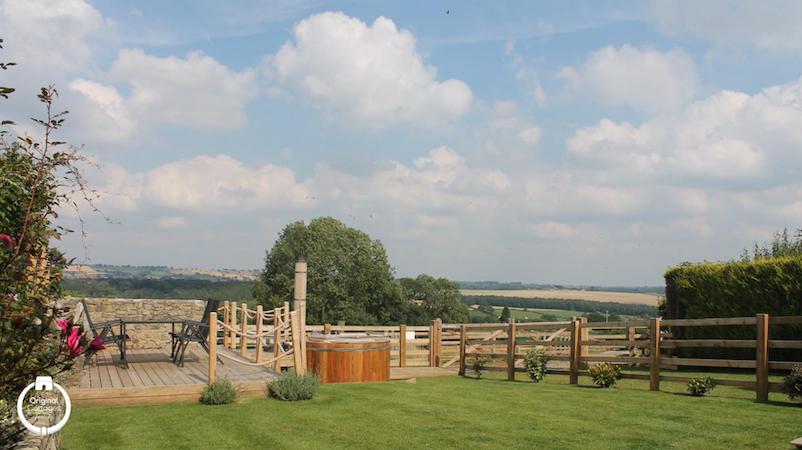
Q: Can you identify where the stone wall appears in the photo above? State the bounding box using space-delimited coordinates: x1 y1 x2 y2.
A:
61 297 206 349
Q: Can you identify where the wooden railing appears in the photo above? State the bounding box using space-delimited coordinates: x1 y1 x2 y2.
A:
456 314 802 402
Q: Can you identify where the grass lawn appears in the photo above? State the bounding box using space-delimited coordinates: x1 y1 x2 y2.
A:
62 374 802 450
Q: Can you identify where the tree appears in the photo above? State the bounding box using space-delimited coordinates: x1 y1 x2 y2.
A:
500 306 511 323
399 275 469 324
742 228 802 261
253 217 406 325
586 311 606 322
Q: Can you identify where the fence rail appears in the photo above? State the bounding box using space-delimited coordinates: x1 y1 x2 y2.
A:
454 313 802 403
211 304 802 402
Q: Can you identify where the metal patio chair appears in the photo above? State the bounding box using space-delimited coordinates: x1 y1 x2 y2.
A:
79 300 130 367
172 299 221 367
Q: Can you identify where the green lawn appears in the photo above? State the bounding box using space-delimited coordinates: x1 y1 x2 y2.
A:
62 374 802 450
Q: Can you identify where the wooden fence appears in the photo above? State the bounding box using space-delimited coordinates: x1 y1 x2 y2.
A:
209 304 802 402
455 314 802 402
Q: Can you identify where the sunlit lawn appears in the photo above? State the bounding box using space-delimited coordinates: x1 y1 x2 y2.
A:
63 373 802 450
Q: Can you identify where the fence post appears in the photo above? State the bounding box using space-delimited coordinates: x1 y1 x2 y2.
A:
222 301 230 348
507 319 517 381
756 313 769 402
283 301 291 344
240 303 248 357
649 318 661 391
208 312 217 384
579 317 589 365
627 326 636 358
459 324 467 376
435 318 442 366
290 311 305 375
273 306 282 372
255 305 264 363
569 318 581 384
324 323 332 335
399 324 407 368
429 320 436 367
230 302 238 350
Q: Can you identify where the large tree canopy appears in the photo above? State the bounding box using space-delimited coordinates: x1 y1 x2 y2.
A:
398 275 469 324
253 217 407 325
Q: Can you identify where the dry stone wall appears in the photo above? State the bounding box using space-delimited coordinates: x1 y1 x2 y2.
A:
60 297 206 349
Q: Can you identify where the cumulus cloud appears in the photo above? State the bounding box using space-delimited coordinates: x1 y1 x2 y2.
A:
650 0 802 52
489 101 543 147
71 50 259 140
93 155 313 212
0 0 104 70
312 147 511 216
109 49 258 129
271 11 473 128
69 79 139 142
566 76 802 182
560 45 699 114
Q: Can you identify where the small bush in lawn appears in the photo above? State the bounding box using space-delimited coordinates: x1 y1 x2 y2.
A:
200 380 237 405
588 363 622 388
781 365 802 402
470 357 489 379
687 377 716 396
268 371 320 401
524 349 548 383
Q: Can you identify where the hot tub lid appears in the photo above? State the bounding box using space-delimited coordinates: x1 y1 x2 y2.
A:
307 333 390 344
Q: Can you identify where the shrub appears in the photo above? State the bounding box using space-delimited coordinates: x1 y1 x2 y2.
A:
200 380 237 405
687 377 716 396
781 365 802 401
588 363 622 388
268 372 319 401
470 357 489 379
524 349 548 382
663 257 802 361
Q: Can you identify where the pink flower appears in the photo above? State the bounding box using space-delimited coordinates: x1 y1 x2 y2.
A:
89 337 105 352
55 319 69 335
66 326 84 356
0 234 13 249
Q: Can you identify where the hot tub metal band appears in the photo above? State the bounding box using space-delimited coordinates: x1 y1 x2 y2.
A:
306 345 391 353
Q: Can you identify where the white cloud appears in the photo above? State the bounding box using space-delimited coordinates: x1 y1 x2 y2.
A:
69 79 138 142
566 77 802 181
271 11 473 128
70 49 259 140
94 155 312 212
311 146 511 218
0 0 104 70
517 127 542 146
110 49 258 129
488 101 543 147
560 45 699 114
156 216 188 229
650 0 802 52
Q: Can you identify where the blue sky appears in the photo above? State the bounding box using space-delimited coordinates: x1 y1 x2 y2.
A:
3 0 802 285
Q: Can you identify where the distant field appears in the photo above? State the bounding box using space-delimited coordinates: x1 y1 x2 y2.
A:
461 289 659 306
488 307 641 322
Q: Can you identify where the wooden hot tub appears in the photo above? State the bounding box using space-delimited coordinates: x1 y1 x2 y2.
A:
306 334 390 383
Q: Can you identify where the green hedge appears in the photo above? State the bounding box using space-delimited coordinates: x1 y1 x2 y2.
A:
663 257 802 361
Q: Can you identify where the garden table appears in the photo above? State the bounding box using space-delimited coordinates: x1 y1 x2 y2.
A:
119 319 185 367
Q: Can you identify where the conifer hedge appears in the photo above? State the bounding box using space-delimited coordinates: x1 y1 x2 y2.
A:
663 257 802 361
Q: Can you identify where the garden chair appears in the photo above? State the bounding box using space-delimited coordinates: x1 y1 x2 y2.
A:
79 300 130 367
172 299 221 367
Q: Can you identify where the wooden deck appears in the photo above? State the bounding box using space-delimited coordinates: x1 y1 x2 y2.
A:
65 347 457 406
70 347 277 390
67 346 278 405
